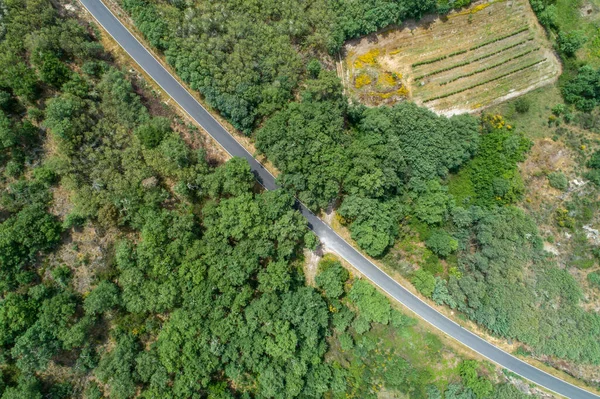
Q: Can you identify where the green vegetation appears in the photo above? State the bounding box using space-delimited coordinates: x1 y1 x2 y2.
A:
547 171 569 190
0 2 325 396
121 0 470 133
119 0 600 372
412 49 469 68
3 0 598 395
317 257 534 398
0 1 541 397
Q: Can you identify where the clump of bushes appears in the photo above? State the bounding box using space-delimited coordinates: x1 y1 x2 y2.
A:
547 171 568 190
514 97 531 113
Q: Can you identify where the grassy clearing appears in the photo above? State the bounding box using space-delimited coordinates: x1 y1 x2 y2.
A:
555 0 600 67
341 0 560 114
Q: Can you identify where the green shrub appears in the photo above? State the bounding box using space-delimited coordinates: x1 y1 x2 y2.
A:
588 271 600 289
315 258 349 299
338 332 354 351
547 171 568 190
557 30 587 57
306 59 322 78
348 280 391 324
411 269 435 298
514 97 531 114
425 229 458 258
134 117 172 149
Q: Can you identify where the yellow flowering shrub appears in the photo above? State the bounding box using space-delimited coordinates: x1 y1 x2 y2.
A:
355 73 372 89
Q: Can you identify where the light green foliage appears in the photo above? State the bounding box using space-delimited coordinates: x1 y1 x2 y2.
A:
494 383 530 398
348 280 391 324
459 360 493 398
1 376 43 399
411 269 436 298
588 271 600 289
84 382 103 399
547 171 568 191
338 332 354 351
315 258 349 298
441 205 600 364
449 124 530 207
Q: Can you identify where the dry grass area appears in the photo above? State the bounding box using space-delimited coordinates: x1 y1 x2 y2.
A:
341 0 561 115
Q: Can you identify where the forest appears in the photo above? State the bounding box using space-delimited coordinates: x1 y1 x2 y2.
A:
120 0 600 380
0 0 540 398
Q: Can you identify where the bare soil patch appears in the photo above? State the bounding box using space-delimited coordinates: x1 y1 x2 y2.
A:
341 0 561 115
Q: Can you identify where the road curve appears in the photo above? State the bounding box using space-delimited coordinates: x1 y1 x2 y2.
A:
78 1 599 398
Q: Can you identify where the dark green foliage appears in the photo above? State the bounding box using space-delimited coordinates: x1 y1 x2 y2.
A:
307 59 322 78
557 30 587 57
338 196 403 257
1 376 43 399
328 0 440 53
514 97 531 113
358 103 479 184
134 117 172 148
562 65 600 112
123 0 330 133
95 332 140 399
589 150 600 170
256 97 347 210
36 53 70 87
122 0 171 50
412 180 454 225
0 205 62 289
84 281 120 315
547 171 568 190
51 265 72 287
426 229 458 257
315 258 349 298
586 150 600 185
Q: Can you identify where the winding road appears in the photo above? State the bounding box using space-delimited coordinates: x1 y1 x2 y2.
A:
78 1 599 398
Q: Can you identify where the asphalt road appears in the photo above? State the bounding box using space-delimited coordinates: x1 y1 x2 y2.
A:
79 1 600 398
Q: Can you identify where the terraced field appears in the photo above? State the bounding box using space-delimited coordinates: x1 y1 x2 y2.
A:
341 0 561 115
